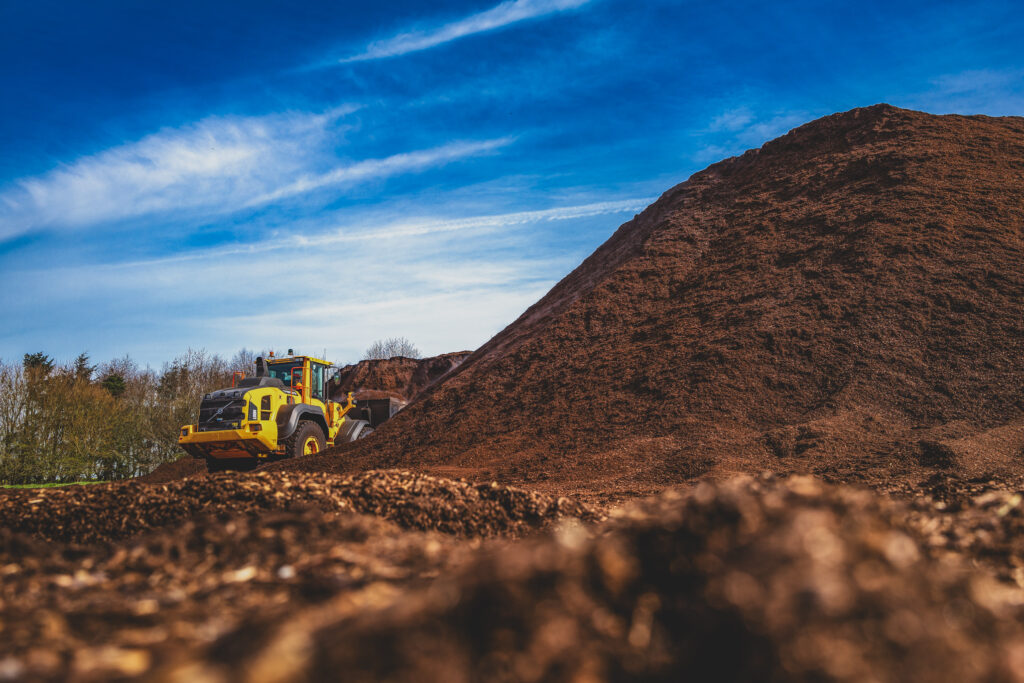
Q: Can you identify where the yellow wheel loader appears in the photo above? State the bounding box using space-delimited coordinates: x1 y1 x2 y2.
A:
178 352 372 471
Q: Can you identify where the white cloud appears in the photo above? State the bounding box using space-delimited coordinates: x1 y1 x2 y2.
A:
930 69 1019 95
219 286 554 362
342 0 593 62
692 144 729 164
696 106 808 163
733 113 806 146
901 68 1024 115
0 108 352 236
108 197 654 268
246 137 515 206
0 106 514 238
707 107 754 133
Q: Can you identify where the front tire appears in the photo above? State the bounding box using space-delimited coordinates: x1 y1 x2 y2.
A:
206 456 229 473
285 421 326 459
205 457 258 472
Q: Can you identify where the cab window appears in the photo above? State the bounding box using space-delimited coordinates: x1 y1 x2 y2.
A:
311 363 325 401
268 362 301 386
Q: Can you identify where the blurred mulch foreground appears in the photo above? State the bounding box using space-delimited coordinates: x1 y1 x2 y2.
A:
156 475 1024 683
0 470 597 681
9 462 1024 680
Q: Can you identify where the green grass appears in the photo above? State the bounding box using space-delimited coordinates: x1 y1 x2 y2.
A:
1 480 108 489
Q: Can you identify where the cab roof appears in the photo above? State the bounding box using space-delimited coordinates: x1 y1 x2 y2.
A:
266 355 331 365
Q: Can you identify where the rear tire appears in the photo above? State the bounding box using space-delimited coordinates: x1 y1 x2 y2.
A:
341 419 372 441
285 421 326 459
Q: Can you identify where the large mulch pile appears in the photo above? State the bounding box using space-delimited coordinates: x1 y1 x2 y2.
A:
277 104 1024 501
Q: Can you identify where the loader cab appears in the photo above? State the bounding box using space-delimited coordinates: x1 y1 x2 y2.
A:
265 355 330 405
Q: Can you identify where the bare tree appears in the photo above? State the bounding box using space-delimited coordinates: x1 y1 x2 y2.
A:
363 337 421 360
229 348 258 374
229 348 281 374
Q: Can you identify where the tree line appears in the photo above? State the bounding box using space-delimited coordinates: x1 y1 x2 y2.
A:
0 349 256 484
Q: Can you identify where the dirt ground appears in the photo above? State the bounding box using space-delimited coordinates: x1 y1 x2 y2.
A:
5 104 1024 681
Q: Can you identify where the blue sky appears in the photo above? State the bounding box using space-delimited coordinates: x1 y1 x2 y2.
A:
1 0 1022 368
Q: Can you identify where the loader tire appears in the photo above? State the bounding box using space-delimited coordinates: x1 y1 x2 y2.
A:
344 421 373 441
205 457 229 473
286 420 326 459
206 457 257 472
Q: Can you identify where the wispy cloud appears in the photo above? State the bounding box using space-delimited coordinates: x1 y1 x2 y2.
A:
0 107 514 238
902 68 1024 115
246 137 515 206
0 108 355 236
694 106 808 162
213 286 554 364
930 68 1021 96
707 107 755 133
341 0 593 62
109 197 654 268
713 108 805 147
735 112 806 145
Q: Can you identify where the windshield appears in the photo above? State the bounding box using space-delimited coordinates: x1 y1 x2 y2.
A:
267 362 302 387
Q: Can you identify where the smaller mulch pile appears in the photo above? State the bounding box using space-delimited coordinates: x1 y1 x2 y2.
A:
329 351 472 402
0 470 601 544
136 456 207 483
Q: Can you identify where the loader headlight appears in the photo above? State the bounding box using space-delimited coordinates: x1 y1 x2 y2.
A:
180 427 190 437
